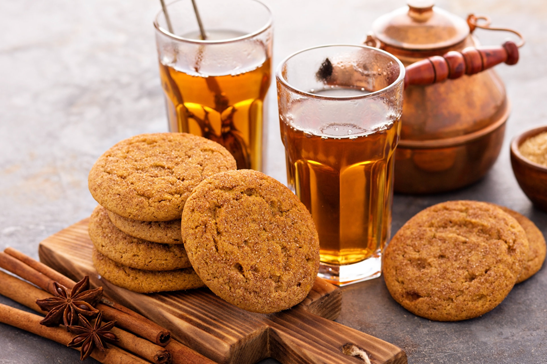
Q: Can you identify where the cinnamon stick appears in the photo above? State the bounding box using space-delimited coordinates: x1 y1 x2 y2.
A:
0 270 170 364
5 248 161 324
166 340 217 364
0 251 170 346
5 247 75 287
0 252 57 294
1 249 217 364
111 328 171 364
0 269 50 312
99 305 170 347
0 303 150 364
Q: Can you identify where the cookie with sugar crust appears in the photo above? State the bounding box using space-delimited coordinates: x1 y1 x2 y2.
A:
88 133 236 221
181 170 320 314
383 200 528 321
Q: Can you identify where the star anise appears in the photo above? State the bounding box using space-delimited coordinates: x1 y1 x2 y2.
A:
67 312 118 361
36 276 102 328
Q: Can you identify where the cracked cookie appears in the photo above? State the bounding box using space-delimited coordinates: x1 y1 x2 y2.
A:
88 133 237 221
92 248 204 293
181 170 320 313
383 200 529 321
494 205 546 284
89 205 191 271
107 209 182 244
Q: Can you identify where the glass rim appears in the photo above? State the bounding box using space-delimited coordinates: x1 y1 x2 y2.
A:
153 0 272 45
276 44 406 100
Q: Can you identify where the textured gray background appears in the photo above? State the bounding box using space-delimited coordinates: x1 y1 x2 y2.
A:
1 0 546 363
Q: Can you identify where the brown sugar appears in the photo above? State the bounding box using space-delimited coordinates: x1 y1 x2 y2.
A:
519 131 547 167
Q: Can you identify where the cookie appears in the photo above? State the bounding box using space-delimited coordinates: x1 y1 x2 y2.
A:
107 209 182 244
92 249 204 293
181 170 320 314
495 205 546 283
89 206 191 271
88 133 237 221
383 200 529 321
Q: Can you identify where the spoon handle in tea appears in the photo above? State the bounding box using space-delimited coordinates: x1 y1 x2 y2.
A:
404 40 519 88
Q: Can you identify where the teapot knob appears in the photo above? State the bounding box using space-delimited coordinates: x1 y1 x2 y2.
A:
407 0 434 21
407 0 434 9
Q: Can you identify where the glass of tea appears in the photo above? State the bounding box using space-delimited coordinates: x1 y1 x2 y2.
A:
276 45 405 286
154 0 272 171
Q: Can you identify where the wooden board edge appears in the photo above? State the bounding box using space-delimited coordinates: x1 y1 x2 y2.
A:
268 308 407 364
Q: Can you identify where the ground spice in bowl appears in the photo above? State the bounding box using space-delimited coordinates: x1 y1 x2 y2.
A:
519 131 547 167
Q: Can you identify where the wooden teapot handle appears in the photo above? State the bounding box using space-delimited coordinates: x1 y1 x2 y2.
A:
404 40 519 88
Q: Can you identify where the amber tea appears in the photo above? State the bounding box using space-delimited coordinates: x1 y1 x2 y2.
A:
277 45 405 285
154 0 273 171
159 52 270 170
281 95 400 265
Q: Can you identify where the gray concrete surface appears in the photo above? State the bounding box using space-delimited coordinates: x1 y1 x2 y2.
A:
1 0 546 363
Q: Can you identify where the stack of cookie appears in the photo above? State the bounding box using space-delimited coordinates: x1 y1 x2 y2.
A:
383 200 546 321
87 133 237 293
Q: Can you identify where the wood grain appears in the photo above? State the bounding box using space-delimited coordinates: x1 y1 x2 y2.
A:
39 219 406 364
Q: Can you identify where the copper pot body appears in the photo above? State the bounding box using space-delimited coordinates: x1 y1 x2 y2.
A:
384 37 510 193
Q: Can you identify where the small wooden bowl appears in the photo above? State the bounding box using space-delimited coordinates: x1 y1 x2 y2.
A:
510 125 547 212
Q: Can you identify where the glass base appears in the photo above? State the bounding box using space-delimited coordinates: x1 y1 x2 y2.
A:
318 253 382 286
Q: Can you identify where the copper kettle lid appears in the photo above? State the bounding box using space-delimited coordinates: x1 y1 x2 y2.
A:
372 0 469 50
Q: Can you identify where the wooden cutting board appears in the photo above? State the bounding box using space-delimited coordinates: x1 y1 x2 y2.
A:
39 219 407 364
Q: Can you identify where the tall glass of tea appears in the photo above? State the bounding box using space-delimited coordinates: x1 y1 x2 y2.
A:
276 45 405 286
154 0 272 171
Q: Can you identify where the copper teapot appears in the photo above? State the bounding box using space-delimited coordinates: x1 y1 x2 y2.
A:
364 0 525 194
